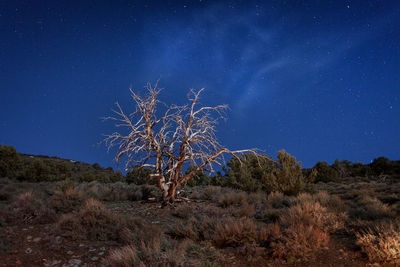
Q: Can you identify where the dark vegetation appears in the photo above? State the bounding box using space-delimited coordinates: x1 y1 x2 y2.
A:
1 144 400 266
2 144 399 191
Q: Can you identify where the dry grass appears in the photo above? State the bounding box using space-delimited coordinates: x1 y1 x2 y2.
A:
266 191 294 209
168 214 218 242
356 220 400 265
104 245 145 267
50 188 86 213
214 217 267 248
201 186 222 201
162 239 190 267
56 198 124 241
172 203 194 219
272 223 329 261
218 191 247 208
279 199 346 234
350 195 395 220
265 194 346 262
118 217 162 247
233 201 256 218
9 191 56 225
103 239 189 267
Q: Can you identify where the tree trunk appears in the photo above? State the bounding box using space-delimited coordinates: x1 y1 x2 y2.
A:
161 182 177 207
167 183 177 202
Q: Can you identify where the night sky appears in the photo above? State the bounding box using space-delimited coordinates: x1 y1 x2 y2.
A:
1 0 399 170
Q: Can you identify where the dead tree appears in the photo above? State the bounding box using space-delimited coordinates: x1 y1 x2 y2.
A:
103 81 257 205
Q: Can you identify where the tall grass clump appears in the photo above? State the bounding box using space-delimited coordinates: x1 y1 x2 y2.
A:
356 220 400 265
56 198 123 241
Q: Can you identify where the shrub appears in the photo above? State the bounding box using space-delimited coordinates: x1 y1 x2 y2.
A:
262 150 316 196
168 215 218 242
272 223 329 261
370 157 391 175
79 171 98 182
266 191 293 209
214 217 267 248
356 220 400 265
201 186 221 201
279 198 345 234
162 239 190 267
56 198 123 241
312 161 339 183
104 239 189 267
0 145 22 179
105 245 145 267
184 166 212 187
218 191 247 208
9 192 56 225
92 163 102 170
55 162 72 179
226 154 274 192
234 201 256 218
125 168 152 185
350 195 395 220
23 159 56 182
50 188 86 213
110 171 125 183
118 217 161 247
247 192 266 206
172 203 194 219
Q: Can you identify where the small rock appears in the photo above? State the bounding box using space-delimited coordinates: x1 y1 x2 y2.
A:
33 237 41 242
67 250 73 255
100 247 106 251
79 243 84 247
55 236 62 244
91 256 99 261
62 259 82 267
22 228 28 231
25 247 33 254
44 259 62 267
88 247 96 252
98 252 104 256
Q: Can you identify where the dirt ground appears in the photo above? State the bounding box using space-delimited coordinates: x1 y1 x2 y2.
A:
0 198 371 267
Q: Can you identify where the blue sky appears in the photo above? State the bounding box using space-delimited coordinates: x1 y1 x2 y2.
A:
1 0 399 169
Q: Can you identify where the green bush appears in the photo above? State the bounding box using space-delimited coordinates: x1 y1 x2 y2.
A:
312 161 339 183
370 157 392 175
332 159 351 178
23 159 60 182
349 162 371 177
226 153 274 192
126 168 152 185
262 150 316 196
184 166 212 187
0 145 22 179
110 171 125 183
79 171 96 182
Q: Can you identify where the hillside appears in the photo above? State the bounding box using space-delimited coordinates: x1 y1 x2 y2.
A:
1 145 400 266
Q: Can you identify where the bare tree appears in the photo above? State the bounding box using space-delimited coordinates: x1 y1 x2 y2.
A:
103 81 257 205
